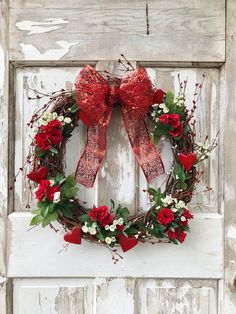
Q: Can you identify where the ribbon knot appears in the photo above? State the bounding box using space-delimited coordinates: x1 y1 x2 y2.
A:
75 65 164 188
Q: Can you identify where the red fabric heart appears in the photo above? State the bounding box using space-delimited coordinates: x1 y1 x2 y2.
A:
64 226 82 245
27 166 49 183
178 153 197 171
118 234 138 252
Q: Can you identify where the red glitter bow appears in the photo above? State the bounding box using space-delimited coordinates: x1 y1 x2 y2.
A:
75 65 164 188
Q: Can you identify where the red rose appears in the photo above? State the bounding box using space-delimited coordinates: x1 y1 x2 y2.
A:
43 119 62 132
168 114 181 128
157 207 175 226
167 229 177 240
178 231 187 243
88 207 98 221
159 114 170 125
35 133 51 151
153 89 165 104
47 128 63 146
35 180 51 201
180 219 188 227
169 123 183 138
182 208 193 219
46 185 60 201
88 206 113 227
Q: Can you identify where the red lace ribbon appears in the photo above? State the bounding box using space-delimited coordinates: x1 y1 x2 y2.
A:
75 65 164 188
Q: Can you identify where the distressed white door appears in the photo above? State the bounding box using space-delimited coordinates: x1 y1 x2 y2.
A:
1 0 236 313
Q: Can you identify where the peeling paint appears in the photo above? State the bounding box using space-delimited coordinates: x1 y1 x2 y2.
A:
19 41 77 60
16 18 69 35
0 45 4 97
227 225 236 240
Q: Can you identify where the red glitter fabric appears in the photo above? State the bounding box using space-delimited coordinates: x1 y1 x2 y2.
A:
75 65 164 188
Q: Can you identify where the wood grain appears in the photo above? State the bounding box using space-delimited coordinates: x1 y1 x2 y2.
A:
224 0 236 313
9 0 225 62
0 1 9 314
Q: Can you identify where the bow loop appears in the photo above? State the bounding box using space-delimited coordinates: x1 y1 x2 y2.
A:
75 65 164 188
119 67 153 119
75 65 110 124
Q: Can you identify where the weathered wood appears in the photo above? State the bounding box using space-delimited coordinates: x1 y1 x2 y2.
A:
0 1 9 313
13 278 94 314
224 1 236 313
8 212 223 278
9 0 225 62
13 278 218 314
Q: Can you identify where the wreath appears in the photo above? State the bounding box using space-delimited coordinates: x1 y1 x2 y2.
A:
19 59 216 260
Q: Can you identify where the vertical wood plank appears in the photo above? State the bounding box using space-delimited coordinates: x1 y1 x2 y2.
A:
225 0 236 313
96 61 138 213
0 1 8 313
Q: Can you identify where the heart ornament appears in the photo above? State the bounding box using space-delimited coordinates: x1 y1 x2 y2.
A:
64 226 82 245
178 153 197 171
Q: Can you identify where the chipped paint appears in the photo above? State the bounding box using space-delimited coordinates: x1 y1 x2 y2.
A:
227 225 236 240
19 41 77 60
16 18 69 35
0 45 4 97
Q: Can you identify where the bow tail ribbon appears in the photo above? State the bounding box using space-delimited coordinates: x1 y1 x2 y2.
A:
76 108 113 188
121 107 164 182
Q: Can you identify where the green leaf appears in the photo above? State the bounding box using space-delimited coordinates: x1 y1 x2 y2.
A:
116 206 130 218
49 147 58 154
79 214 90 222
35 148 45 158
31 209 41 215
62 207 73 219
42 211 58 228
56 173 65 184
62 186 79 198
148 188 163 206
165 91 174 107
97 229 105 241
41 206 50 217
71 103 79 113
30 214 43 226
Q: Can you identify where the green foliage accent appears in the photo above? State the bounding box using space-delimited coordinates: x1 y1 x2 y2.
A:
60 175 79 198
116 205 130 218
70 103 79 113
56 173 66 185
79 214 90 223
35 147 45 158
173 163 190 190
30 214 43 226
165 90 174 108
49 147 58 154
148 188 163 207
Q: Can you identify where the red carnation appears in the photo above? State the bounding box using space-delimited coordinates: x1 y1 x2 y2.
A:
46 186 60 201
159 114 169 125
167 229 178 240
43 119 62 132
35 133 51 151
153 89 165 104
182 208 193 219
168 114 181 128
157 207 175 226
169 123 183 138
35 180 60 202
35 180 51 201
178 231 187 243
88 206 113 227
47 128 63 146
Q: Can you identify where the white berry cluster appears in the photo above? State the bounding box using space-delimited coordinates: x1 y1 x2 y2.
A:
174 95 185 107
82 222 97 235
160 195 186 213
38 111 72 127
195 142 212 161
104 217 124 232
151 103 169 123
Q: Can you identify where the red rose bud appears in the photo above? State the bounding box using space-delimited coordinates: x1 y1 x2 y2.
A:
168 123 183 138
153 89 165 104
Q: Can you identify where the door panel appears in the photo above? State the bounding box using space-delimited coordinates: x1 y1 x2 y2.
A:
9 0 225 62
14 278 218 314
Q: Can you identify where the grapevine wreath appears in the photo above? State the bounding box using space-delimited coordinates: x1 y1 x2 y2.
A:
20 58 216 259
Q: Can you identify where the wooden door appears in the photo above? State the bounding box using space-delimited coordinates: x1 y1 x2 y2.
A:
1 0 235 313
